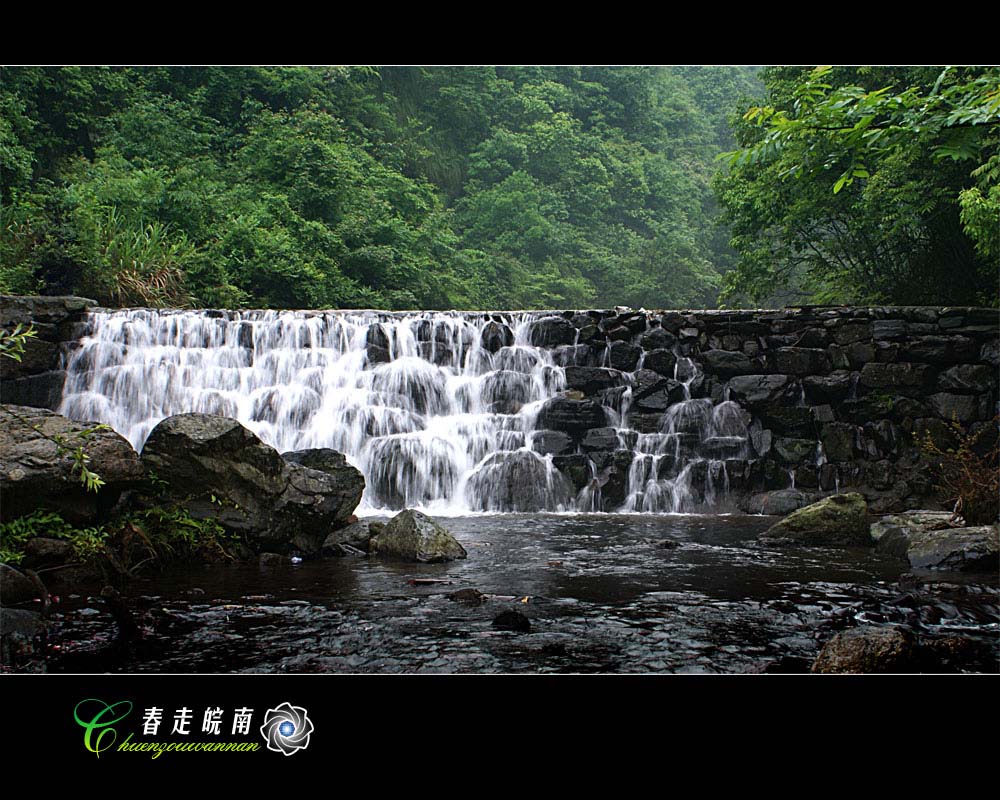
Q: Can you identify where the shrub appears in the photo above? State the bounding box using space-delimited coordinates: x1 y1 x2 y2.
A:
921 416 1000 525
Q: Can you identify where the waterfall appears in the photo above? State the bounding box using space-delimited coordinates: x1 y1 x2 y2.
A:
59 308 748 515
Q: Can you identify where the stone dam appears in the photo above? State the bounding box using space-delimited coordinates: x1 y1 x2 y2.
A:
2 296 997 517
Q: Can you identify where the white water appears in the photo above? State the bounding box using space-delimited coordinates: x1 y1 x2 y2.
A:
59 309 749 514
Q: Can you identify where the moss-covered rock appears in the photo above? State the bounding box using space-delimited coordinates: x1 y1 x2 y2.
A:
369 509 466 563
759 492 870 546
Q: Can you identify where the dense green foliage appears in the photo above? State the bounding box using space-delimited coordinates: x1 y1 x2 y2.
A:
716 66 1000 307
1 66 761 310
0 506 233 569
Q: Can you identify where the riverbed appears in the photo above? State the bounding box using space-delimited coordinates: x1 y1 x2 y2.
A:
38 514 1000 673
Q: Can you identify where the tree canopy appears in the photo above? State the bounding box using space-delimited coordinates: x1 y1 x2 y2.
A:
0 65 761 310
715 65 1000 307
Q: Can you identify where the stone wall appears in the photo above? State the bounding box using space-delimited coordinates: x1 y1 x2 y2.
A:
3 296 997 514
0 295 95 409
521 306 998 513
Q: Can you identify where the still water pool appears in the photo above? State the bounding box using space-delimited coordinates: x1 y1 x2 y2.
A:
41 514 999 673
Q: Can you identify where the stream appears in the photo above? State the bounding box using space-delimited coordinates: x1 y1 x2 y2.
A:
36 514 999 673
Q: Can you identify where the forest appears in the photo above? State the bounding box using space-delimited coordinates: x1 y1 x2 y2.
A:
1 65 997 311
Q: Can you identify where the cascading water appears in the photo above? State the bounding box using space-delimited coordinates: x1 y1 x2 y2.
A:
59 308 749 515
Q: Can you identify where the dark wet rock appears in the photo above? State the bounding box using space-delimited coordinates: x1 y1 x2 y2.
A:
141 414 364 553
551 344 591 367
465 451 574 512
873 319 907 340
282 448 352 474
874 517 998 572
937 364 996 393
900 336 978 363
760 406 814 438
581 427 621 453
760 492 870 546
365 324 391 364
840 395 928 424
0 607 43 664
701 349 758 377
928 392 982 423
631 369 665 396
811 626 918 673
0 404 144 524
481 321 514 354
370 509 467 563
773 347 830 376
773 437 819 465
322 520 378 555
726 375 790 406
656 539 680 550
608 341 642 372
865 420 899 456
531 430 575 456
921 636 993 673
616 311 648 334
821 422 860 463
750 427 773 457
603 325 631 342
0 563 39 605
641 327 676 351
563 366 623 395
743 489 816 515
629 413 666 434
553 454 594 491
492 609 531 633
259 552 285 566
980 339 999 367
0 370 66 410
594 449 634 510
21 537 74 569
529 316 577 347
449 588 486 605
642 348 677 377
810 404 835 424
860 362 934 389
633 379 686 412
536 398 608 435
830 321 872 345
0 607 43 638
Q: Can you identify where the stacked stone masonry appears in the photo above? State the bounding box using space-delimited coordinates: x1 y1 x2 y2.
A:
3 296 997 515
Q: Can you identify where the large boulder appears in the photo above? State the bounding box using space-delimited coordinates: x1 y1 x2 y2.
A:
759 492 870 546
369 509 467 562
0 405 144 524
872 512 998 572
140 414 364 553
811 627 920 674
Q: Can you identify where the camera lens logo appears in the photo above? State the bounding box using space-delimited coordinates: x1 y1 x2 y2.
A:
260 702 314 756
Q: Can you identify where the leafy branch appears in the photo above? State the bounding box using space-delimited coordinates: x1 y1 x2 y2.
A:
0 405 109 493
719 66 1000 195
0 323 38 361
